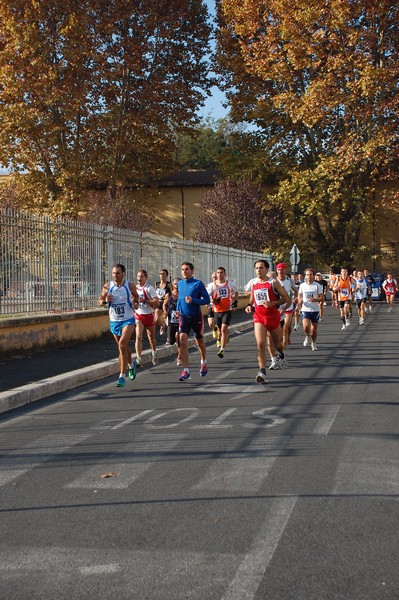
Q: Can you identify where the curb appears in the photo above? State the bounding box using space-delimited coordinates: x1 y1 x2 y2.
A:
0 320 253 415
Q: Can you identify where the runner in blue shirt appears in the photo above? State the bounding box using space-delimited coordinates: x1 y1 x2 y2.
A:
176 262 210 381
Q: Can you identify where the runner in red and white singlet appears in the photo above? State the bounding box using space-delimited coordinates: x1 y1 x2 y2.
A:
245 259 290 384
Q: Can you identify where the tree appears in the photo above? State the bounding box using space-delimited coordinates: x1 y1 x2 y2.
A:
195 177 285 252
176 117 282 183
0 0 212 214
216 0 399 264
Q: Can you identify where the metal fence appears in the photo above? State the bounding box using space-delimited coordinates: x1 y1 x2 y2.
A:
0 207 271 316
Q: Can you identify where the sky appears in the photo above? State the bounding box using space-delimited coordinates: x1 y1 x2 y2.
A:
198 0 229 122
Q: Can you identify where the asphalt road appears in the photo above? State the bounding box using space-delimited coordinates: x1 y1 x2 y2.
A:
1 304 398 600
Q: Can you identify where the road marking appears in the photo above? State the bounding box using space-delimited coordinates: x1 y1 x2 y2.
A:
111 409 154 430
144 408 200 429
0 433 92 488
65 433 185 489
192 408 238 429
221 497 297 600
193 436 288 493
312 404 341 435
333 435 399 495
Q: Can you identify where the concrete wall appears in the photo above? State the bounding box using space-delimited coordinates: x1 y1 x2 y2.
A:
0 309 110 358
0 299 251 357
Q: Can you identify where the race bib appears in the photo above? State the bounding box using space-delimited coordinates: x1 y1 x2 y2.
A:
254 288 270 305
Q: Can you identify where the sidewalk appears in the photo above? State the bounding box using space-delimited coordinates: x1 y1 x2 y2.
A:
0 310 253 414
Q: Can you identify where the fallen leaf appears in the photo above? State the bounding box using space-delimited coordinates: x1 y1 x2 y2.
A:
100 472 119 479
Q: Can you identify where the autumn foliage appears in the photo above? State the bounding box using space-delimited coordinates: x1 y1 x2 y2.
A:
0 0 212 215
217 0 399 264
195 178 285 252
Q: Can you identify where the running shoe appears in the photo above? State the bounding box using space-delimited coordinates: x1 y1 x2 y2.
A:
279 356 288 369
217 348 224 358
269 357 279 370
303 336 311 347
176 358 182 366
369 305 372 313
212 329 218 339
152 350 158 366
311 342 318 351
178 369 191 382
116 376 126 387
345 318 350 326
136 357 143 368
256 371 268 384
341 324 346 330
293 324 298 331
200 362 208 377
216 339 221 348
128 359 137 380
359 317 364 325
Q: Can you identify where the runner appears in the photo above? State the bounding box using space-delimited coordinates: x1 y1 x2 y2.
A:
364 269 375 313
292 273 303 331
315 272 328 321
163 277 182 365
154 268 171 336
333 267 354 330
382 273 398 312
98 263 140 387
245 259 290 384
354 270 368 324
207 267 238 358
276 262 298 348
177 262 210 381
206 272 220 345
297 267 324 351
328 269 338 308
134 269 160 367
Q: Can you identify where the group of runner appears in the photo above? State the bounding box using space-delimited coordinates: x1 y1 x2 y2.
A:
98 261 397 387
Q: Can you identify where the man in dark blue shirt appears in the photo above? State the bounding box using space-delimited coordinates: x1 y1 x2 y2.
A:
177 262 210 381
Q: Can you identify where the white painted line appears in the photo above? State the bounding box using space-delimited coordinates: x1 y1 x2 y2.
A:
312 404 341 435
111 409 154 430
193 436 288 492
200 370 237 390
192 407 238 429
0 433 92 488
333 436 399 495
79 563 121 575
65 434 185 489
221 497 297 600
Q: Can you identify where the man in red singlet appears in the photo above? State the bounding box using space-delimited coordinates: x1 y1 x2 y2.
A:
245 259 290 384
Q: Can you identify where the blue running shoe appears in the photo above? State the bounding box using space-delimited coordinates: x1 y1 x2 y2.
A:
200 362 208 377
128 360 136 380
116 376 126 387
178 369 191 382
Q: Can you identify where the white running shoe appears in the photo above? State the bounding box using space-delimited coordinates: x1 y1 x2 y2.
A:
293 324 298 331
311 342 318 351
303 336 311 347
359 317 364 325
345 318 350 326
256 371 268 384
279 356 288 369
369 305 372 313
151 350 158 366
341 324 346 330
136 356 143 367
269 357 279 370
